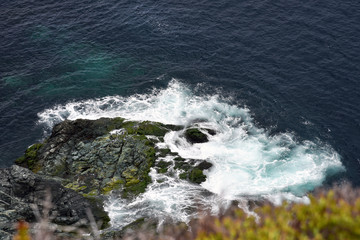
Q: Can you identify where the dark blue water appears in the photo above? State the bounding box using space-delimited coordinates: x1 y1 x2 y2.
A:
1 0 359 185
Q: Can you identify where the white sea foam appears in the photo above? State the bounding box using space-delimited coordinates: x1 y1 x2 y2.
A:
37 79 345 228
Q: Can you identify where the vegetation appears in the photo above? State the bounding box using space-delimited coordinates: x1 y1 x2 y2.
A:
179 168 207 184
12 184 360 239
15 143 43 172
12 119 359 239
106 117 181 137
192 192 360 240
127 184 360 240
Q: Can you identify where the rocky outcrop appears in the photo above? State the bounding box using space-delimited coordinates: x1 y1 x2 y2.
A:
11 117 215 235
16 118 184 198
0 165 108 236
184 128 216 144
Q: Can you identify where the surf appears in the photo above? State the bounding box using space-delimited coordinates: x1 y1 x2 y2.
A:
37 79 345 228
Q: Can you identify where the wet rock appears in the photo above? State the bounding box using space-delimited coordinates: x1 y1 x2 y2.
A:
16 118 181 199
179 167 207 184
205 128 216 136
155 160 172 173
184 128 208 143
197 160 213 170
13 117 213 233
174 157 213 184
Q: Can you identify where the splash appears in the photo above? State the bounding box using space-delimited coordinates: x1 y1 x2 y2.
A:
37 79 344 227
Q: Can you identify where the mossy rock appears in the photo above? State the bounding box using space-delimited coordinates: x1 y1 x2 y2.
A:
189 168 207 184
184 128 208 144
179 167 207 184
101 178 125 195
15 143 43 172
157 148 172 157
174 157 191 171
197 161 213 170
122 175 152 198
155 160 172 173
121 141 156 198
65 182 87 192
120 121 181 137
179 172 188 180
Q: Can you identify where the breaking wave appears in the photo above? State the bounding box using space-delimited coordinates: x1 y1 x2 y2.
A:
37 79 344 228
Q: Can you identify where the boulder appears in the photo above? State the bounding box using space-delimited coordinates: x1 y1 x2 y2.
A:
184 128 215 144
0 165 109 236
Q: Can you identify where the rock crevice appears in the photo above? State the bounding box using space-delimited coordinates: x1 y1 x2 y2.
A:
4 117 215 237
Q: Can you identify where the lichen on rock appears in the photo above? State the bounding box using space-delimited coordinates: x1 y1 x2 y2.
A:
15 143 43 172
14 118 187 198
14 117 214 233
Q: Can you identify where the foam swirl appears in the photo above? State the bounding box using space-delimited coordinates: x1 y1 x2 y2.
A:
37 79 344 227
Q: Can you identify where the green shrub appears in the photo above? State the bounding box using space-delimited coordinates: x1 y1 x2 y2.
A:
194 186 360 240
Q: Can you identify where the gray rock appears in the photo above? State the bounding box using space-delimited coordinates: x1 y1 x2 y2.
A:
0 165 109 236
12 117 214 235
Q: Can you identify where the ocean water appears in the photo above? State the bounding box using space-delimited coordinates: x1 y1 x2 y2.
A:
1 0 359 228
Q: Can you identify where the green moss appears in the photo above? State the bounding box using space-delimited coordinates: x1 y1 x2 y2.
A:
123 175 151 197
179 172 188 180
138 122 168 136
125 178 140 186
106 117 126 132
123 149 155 196
184 128 208 143
156 160 172 174
122 167 138 179
157 148 173 157
15 143 43 172
101 177 124 195
189 168 206 184
64 182 87 192
178 168 207 184
120 121 136 133
174 157 191 171
174 156 186 162
164 124 184 131
123 121 172 136
145 146 156 161
82 189 98 198
157 168 167 174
